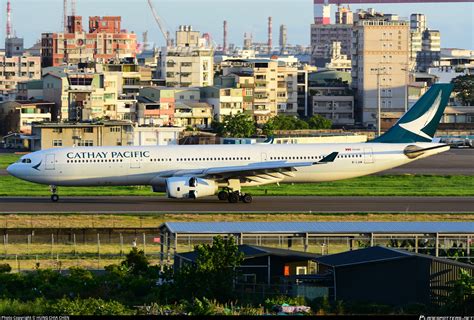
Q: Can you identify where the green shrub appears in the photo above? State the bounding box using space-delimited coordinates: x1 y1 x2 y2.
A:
0 264 11 274
0 299 49 315
49 298 134 316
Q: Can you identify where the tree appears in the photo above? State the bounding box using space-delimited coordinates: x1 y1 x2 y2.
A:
451 75 474 106
172 236 244 302
442 269 474 314
262 115 309 136
307 115 332 130
121 247 150 276
217 113 256 138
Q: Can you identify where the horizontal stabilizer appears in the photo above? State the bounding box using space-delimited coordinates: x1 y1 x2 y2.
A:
404 144 450 159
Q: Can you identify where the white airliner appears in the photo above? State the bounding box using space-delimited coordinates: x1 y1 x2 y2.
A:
7 84 453 204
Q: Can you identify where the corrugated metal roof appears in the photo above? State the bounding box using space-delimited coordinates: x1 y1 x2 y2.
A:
176 245 320 262
314 246 411 267
161 222 474 234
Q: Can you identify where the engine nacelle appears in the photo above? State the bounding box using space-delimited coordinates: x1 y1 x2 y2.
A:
166 177 218 199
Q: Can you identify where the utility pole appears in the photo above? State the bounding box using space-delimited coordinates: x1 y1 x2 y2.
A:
371 67 386 137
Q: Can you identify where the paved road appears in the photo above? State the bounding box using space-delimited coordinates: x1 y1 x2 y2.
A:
1 149 473 176
0 196 473 214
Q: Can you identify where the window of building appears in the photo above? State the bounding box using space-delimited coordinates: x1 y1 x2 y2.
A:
53 140 62 147
84 127 93 133
78 140 94 147
52 128 62 133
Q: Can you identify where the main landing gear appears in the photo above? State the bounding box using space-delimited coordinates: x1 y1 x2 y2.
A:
50 185 59 202
218 190 252 204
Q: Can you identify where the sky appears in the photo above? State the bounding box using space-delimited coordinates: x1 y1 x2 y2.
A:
3 0 474 50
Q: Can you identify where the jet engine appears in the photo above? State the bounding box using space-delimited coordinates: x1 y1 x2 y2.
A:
166 177 218 199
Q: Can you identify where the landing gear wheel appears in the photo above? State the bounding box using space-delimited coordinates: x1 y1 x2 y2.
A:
218 191 229 201
51 194 59 202
242 194 253 204
228 192 240 203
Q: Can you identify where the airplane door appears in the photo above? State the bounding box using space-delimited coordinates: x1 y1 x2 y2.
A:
45 154 55 170
130 158 141 169
261 153 268 162
364 148 374 164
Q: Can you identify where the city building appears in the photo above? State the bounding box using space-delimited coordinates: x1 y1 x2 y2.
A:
0 100 55 135
310 6 353 67
325 41 352 72
30 121 133 151
174 102 213 129
159 25 214 88
221 58 279 123
309 70 354 126
100 61 153 96
0 54 41 99
132 126 185 146
351 10 410 127
200 86 244 121
296 65 317 118
43 67 123 121
17 80 44 100
410 14 441 71
41 16 137 67
5 37 25 58
277 60 299 116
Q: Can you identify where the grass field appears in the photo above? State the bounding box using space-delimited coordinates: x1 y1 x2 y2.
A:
1 174 474 196
0 153 21 169
0 212 473 229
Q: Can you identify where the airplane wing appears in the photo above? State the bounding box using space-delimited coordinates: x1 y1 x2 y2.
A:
157 152 339 182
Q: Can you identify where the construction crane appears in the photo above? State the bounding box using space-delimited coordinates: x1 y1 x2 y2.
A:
146 0 169 46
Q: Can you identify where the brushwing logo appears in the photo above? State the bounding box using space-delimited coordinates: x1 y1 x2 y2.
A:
399 91 442 140
32 161 42 171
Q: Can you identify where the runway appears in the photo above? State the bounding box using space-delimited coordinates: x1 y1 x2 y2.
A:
0 196 473 214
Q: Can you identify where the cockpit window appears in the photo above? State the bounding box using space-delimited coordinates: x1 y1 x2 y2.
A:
21 159 32 164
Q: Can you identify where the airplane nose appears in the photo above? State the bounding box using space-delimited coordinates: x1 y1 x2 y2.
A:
6 164 17 177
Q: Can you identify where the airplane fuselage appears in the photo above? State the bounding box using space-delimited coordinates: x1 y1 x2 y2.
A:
7 142 449 188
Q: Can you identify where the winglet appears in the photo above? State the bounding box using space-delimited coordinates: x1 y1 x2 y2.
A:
317 152 338 164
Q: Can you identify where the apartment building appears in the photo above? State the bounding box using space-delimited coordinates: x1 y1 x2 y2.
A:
222 59 279 123
310 6 353 67
136 93 175 126
351 11 410 127
41 16 137 67
308 70 354 126
0 55 41 97
43 67 122 121
30 121 133 151
200 86 244 121
100 62 153 96
275 58 299 116
0 100 54 135
160 26 214 88
174 102 213 129
410 14 441 71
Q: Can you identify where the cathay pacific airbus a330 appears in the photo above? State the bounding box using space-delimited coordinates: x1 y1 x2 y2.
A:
8 84 453 204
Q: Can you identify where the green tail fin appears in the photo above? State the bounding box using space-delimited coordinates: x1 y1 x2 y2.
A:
373 83 453 143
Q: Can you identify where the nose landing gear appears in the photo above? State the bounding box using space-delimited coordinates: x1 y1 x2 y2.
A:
50 185 59 202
